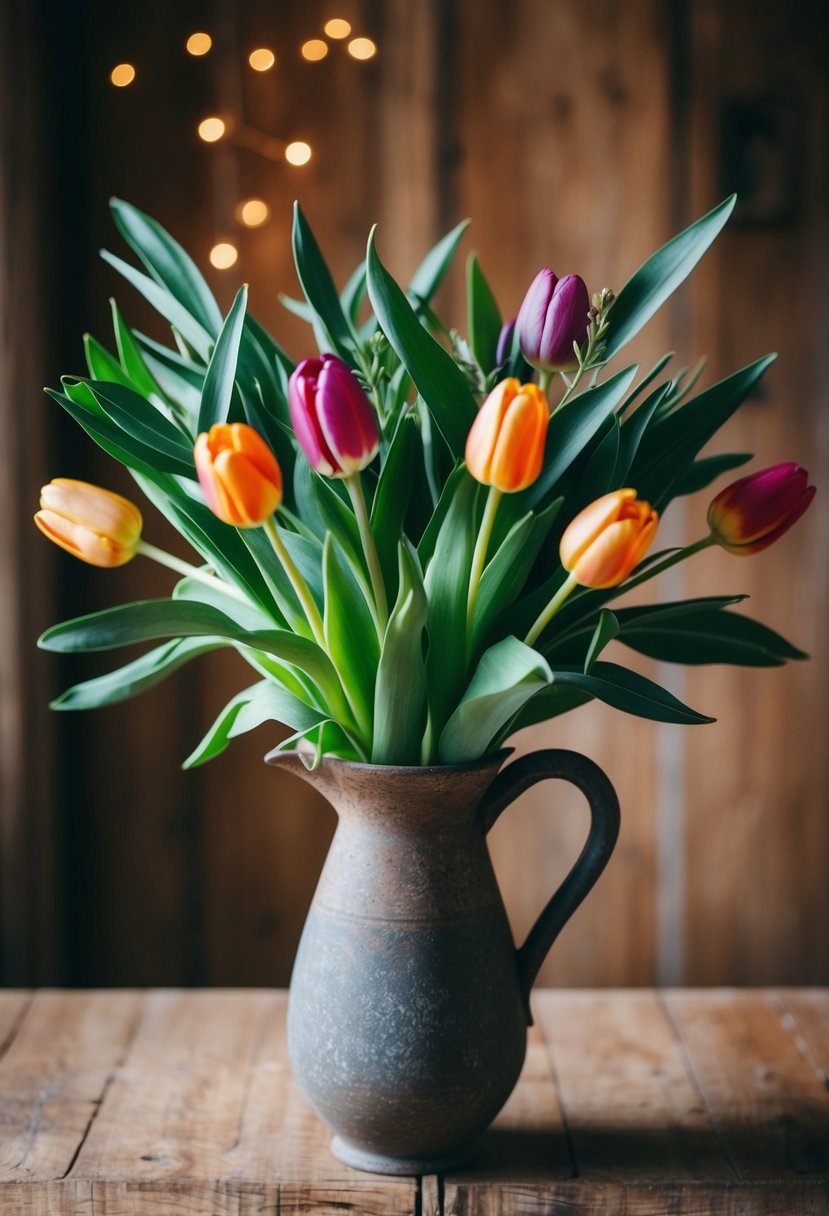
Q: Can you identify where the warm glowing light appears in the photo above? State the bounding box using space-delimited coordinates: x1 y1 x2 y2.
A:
301 38 329 61
198 116 226 143
186 32 212 56
248 47 276 71
347 37 377 60
285 141 312 166
324 18 351 38
110 63 136 87
236 198 270 227
209 243 238 270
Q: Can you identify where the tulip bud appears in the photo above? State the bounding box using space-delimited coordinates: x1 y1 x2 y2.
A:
465 378 549 493
560 489 658 589
495 319 516 367
34 479 143 567
288 354 379 478
708 463 815 556
194 422 283 527
516 269 590 373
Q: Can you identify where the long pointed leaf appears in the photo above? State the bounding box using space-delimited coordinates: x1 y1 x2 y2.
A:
198 284 248 430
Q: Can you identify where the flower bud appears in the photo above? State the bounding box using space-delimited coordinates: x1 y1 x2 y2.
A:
708 463 815 556
34 479 143 567
560 489 658 589
465 378 549 493
194 422 283 527
288 354 379 478
516 269 590 372
495 319 516 367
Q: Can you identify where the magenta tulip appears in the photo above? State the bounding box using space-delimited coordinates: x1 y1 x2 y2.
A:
708 463 815 556
288 354 379 478
516 269 590 373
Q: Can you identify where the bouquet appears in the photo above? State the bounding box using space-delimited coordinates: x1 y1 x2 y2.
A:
36 195 815 769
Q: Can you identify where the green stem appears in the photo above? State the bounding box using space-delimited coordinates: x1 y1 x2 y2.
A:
466 486 502 643
137 541 248 604
524 571 580 648
538 368 553 397
262 517 326 649
346 474 388 637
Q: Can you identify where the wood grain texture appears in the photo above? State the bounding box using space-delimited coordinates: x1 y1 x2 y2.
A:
1 991 828 1213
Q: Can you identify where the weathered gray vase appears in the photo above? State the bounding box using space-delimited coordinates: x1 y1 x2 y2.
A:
265 746 619 1175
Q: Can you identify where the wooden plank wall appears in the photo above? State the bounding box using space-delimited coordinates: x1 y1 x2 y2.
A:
4 0 826 987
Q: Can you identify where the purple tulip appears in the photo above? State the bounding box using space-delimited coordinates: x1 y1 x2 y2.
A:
495 319 516 367
516 269 590 373
708 463 816 556
288 354 379 478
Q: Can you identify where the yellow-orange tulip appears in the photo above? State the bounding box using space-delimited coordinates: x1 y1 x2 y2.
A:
560 489 658 589
34 479 143 567
465 378 548 492
194 422 282 527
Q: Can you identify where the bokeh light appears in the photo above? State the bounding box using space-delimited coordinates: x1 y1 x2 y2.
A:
248 48 276 71
347 37 377 60
209 243 238 270
110 63 136 87
198 117 226 143
301 39 329 61
324 18 352 39
236 199 271 227
285 141 312 166
186 32 212 56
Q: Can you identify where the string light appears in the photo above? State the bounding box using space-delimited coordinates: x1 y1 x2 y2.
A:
186 32 212 56
110 64 136 87
347 37 377 60
209 243 238 269
198 117 226 142
248 48 276 71
236 199 270 227
324 18 351 39
301 39 329 61
285 141 312 166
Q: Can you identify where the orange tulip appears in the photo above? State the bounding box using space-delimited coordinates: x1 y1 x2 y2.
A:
560 489 658 589
195 422 282 527
34 479 143 567
465 378 549 492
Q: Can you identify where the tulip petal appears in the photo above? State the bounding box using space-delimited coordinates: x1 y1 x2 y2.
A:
214 449 282 527
465 379 519 484
516 269 556 364
34 509 132 567
560 490 637 570
489 386 549 492
316 357 379 474
40 478 143 544
708 463 811 546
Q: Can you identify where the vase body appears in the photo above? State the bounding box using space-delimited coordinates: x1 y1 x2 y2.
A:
267 747 619 1175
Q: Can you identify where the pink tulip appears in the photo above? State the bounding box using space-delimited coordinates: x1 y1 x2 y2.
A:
708 463 815 555
289 354 379 478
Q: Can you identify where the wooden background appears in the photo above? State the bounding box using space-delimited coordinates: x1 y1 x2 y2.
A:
2 0 827 989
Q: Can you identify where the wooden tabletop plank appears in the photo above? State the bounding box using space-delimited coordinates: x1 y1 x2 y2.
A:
0 991 141 1183
71 989 416 1213
663 989 829 1180
0 993 31 1060
779 990 829 1079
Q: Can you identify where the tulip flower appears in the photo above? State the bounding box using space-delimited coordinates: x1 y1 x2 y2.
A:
465 378 549 493
516 270 590 374
525 490 659 648
708 463 815 556
194 422 283 528
35 479 143 567
289 354 379 479
495 319 516 367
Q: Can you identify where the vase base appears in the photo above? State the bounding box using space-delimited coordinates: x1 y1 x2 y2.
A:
330 1134 478 1176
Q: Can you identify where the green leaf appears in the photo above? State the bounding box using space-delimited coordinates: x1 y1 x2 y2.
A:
171 576 275 632
291 202 355 361
615 383 671 482
50 385 186 480
506 685 594 735
616 602 806 666
523 365 638 507
672 451 753 497
366 227 478 457
198 284 248 430
417 464 468 566
86 380 195 474
440 636 553 764
341 260 368 325
100 249 213 362
184 680 324 769
323 533 379 740
370 414 418 597
372 542 429 765
135 333 203 416
50 637 227 710
39 598 257 653
603 195 736 361
584 609 619 674
109 299 163 402
423 476 479 743
630 356 774 508
269 718 364 768
110 197 223 336
466 253 502 374
408 219 470 305
550 661 715 724
84 335 133 387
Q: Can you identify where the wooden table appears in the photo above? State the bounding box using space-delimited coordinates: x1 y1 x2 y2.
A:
1 989 827 1214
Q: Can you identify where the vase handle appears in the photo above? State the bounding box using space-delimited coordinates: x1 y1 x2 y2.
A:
480 749 620 1012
